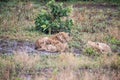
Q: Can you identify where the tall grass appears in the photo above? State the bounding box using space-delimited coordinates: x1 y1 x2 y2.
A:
0 52 120 80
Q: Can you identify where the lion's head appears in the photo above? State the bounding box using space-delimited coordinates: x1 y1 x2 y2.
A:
51 32 71 43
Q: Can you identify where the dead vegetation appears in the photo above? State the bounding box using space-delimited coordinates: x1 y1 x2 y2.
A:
0 52 120 80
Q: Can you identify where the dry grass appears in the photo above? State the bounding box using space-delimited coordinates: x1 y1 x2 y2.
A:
13 52 40 69
70 5 120 52
0 1 47 41
0 52 120 80
58 53 79 68
99 54 120 69
34 69 120 80
108 27 120 40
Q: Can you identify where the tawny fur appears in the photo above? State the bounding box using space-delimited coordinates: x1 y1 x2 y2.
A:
50 32 70 43
35 37 51 50
45 44 57 52
35 32 70 52
51 39 69 52
87 41 112 53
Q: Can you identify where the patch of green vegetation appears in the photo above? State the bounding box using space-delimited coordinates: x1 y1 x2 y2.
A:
105 36 120 53
106 36 120 45
84 47 96 56
35 0 73 34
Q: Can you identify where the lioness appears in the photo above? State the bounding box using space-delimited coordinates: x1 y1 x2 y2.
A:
35 32 70 52
51 32 70 43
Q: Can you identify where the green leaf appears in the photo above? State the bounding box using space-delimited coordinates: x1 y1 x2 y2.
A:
41 25 48 31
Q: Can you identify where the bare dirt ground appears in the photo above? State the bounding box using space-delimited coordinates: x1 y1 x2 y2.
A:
0 39 60 55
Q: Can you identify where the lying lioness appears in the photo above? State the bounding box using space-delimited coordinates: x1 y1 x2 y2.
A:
51 32 70 43
35 32 70 52
87 41 112 53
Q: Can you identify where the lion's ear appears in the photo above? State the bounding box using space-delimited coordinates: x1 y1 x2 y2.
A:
96 42 99 45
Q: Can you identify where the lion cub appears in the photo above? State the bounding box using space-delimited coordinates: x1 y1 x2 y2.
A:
87 41 112 53
35 32 70 52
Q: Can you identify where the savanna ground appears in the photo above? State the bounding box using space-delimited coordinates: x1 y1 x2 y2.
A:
0 0 120 80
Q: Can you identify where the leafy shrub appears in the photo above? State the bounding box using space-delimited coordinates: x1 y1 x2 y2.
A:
35 0 73 34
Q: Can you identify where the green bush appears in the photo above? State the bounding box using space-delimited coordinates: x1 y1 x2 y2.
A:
35 0 73 34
